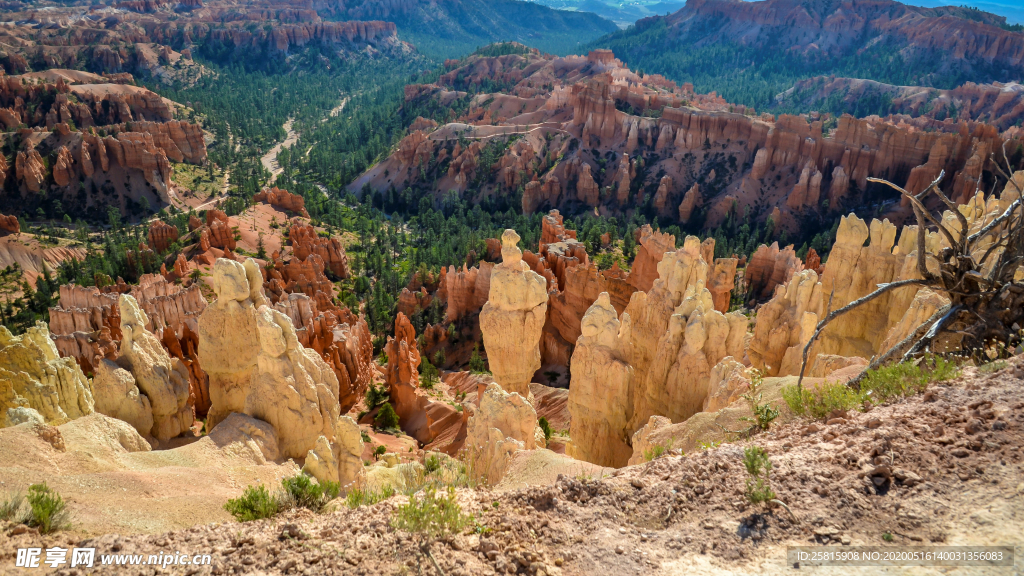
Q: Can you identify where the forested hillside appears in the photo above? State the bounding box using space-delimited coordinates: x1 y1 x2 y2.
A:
592 0 1024 111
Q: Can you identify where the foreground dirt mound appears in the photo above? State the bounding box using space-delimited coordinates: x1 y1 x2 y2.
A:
3 360 1018 575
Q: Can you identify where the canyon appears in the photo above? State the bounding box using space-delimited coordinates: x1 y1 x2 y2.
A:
354 47 1024 242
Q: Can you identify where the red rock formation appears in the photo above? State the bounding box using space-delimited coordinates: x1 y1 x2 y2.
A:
289 221 349 279
147 220 179 253
627 225 676 292
576 162 600 206
273 292 373 414
255 186 309 217
205 209 236 251
805 248 824 275
49 276 207 401
745 242 803 300
708 257 738 313
16 149 45 193
443 262 493 322
0 212 19 235
162 324 209 417
653 175 674 217
678 183 702 223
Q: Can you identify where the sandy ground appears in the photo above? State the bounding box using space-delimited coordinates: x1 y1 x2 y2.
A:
0 415 298 538
2 358 1020 575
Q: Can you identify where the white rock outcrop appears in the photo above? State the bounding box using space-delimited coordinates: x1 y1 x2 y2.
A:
465 382 539 485
0 322 94 426
116 294 194 441
200 258 342 461
566 292 635 467
303 416 365 490
199 258 265 431
480 229 549 398
91 358 155 437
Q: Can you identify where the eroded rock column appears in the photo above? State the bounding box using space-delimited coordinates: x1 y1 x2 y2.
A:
567 292 635 467
480 229 549 398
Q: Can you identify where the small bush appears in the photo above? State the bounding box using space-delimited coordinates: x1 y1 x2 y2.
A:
374 445 388 459
882 531 894 542
365 383 389 410
392 486 469 540
783 379 862 419
224 485 279 522
538 417 552 447
360 430 371 443
469 344 489 374
346 484 396 509
740 369 779 431
979 360 1008 374
0 492 23 521
643 439 674 462
25 483 71 534
743 446 776 507
783 355 960 419
375 402 400 431
425 453 442 474
280 474 339 512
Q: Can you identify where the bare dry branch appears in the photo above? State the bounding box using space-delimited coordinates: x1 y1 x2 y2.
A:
796 278 930 390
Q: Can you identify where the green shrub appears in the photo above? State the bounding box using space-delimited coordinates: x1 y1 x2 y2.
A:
860 355 959 403
742 446 775 507
25 483 71 534
392 486 470 540
979 360 1008 374
0 492 23 521
375 402 400 431
420 358 439 389
346 485 396 509
643 439 674 462
469 344 488 374
740 369 779 431
538 417 552 446
280 474 339 512
425 453 442 474
783 355 960 419
783 379 863 419
365 383 389 409
374 445 388 459
224 485 279 522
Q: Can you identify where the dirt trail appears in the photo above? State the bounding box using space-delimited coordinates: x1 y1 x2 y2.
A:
260 118 298 181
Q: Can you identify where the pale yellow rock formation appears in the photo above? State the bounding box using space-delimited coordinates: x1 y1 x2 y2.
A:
807 354 868 378
91 358 154 437
200 258 341 460
253 305 340 459
480 230 549 397
207 412 280 465
465 382 538 485
117 294 193 441
627 415 673 466
621 236 709 413
632 281 747 429
0 322 94 426
747 269 823 376
304 416 365 490
567 292 634 467
200 259 265 430
702 357 750 413
364 461 425 494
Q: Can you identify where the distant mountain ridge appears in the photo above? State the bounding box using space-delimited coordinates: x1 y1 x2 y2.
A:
315 0 619 57
593 0 1024 110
